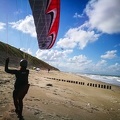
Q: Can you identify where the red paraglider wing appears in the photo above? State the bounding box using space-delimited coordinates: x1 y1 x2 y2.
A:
29 0 60 49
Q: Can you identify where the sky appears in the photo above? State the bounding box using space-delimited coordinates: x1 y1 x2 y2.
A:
0 0 120 76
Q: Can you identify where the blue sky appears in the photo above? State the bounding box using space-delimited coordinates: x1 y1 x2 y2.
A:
0 0 120 76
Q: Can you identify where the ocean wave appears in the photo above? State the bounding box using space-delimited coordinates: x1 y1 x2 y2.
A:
79 74 120 87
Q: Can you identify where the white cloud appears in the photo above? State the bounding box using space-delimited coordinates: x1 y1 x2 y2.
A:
0 22 6 30
101 50 117 59
20 48 32 55
35 48 120 75
114 43 120 48
85 0 120 34
66 55 92 72
68 55 91 64
108 63 120 72
14 9 23 15
73 12 83 18
36 49 93 72
9 15 36 37
36 49 73 62
96 60 107 67
56 37 76 49
56 27 100 49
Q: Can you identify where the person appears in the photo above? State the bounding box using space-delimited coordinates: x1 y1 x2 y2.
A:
48 68 50 73
5 58 30 120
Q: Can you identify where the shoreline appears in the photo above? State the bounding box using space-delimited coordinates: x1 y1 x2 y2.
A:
60 70 120 87
78 73 120 87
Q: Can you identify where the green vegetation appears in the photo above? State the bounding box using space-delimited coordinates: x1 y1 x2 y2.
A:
0 41 59 71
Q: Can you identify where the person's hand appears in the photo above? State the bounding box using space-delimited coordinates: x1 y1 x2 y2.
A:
6 57 9 63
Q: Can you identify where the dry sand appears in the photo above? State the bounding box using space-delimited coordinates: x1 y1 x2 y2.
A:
0 66 120 120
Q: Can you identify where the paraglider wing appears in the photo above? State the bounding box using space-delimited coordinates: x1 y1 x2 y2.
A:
29 0 60 49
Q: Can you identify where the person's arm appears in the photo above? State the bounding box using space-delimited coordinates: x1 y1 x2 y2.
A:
5 58 17 74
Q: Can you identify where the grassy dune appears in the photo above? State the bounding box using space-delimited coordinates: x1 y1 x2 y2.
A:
0 41 59 70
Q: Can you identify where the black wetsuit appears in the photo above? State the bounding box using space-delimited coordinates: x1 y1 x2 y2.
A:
5 60 29 118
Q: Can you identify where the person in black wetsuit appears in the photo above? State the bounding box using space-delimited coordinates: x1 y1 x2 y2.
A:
5 58 29 120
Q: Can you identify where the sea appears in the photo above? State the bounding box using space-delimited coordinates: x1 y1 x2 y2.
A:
78 73 120 87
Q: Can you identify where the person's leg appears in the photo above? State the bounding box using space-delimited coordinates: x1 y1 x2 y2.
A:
13 90 19 114
19 98 23 117
17 98 25 120
17 85 30 119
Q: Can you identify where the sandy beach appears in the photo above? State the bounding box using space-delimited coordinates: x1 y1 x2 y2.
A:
0 66 120 120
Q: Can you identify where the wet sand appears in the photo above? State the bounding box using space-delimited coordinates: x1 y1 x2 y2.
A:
0 66 120 120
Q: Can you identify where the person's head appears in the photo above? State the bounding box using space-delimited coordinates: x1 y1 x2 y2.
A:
20 59 28 68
